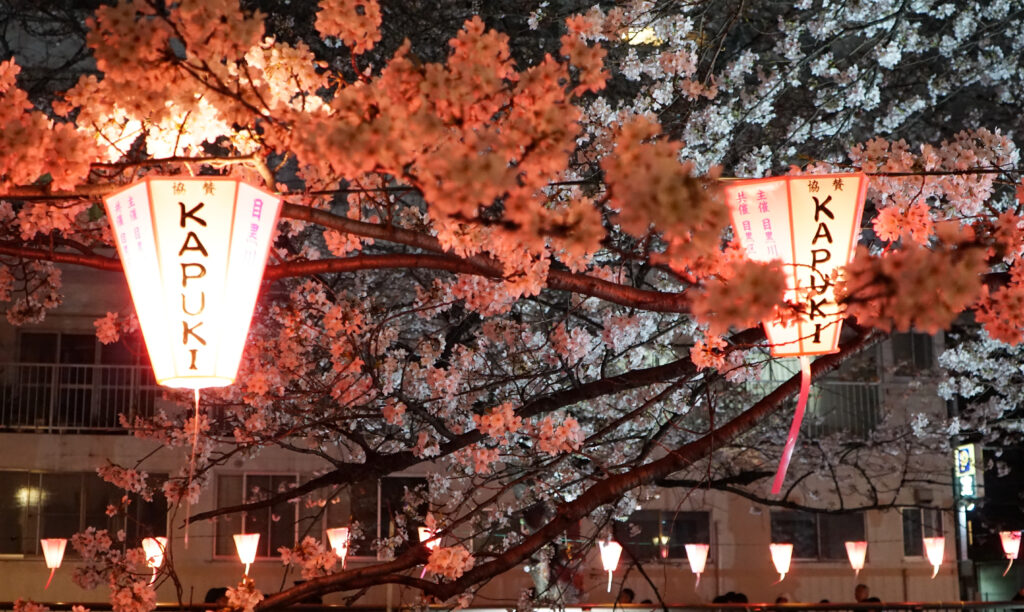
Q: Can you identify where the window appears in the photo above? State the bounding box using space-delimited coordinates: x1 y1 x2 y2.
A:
215 474 299 558
0 470 166 555
613 510 710 562
215 474 428 560
337 477 428 558
902 507 943 557
770 510 864 560
891 332 934 376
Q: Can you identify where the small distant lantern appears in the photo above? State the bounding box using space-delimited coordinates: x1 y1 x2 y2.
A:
922 536 945 578
1000 530 1021 576
102 177 283 389
598 539 623 593
234 532 261 576
142 536 169 584
418 526 440 577
845 540 867 577
40 538 67 589
723 174 868 494
653 534 670 559
326 527 351 569
770 543 793 582
684 543 710 587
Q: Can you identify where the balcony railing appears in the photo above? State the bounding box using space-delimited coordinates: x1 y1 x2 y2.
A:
747 379 882 439
0 362 161 433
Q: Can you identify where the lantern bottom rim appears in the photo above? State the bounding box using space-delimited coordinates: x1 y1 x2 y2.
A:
158 376 235 389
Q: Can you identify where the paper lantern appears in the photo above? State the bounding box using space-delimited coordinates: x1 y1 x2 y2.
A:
40 538 67 589
684 543 709 587
233 532 261 576
418 526 440 578
922 536 944 578
142 536 168 584
598 539 623 592
102 177 282 389
327 527 351 569
845 540 867 577
723 174 868 494
770 543 793 582
1000 530 1021 576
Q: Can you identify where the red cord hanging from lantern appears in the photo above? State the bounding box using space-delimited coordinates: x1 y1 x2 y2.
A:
723 174 867 494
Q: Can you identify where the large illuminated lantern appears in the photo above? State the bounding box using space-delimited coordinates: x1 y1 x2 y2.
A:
102 177 282 389
1000 530 1021 576
598 539 623 593
40 538 67 589
684 543 709 587
723 174 867 493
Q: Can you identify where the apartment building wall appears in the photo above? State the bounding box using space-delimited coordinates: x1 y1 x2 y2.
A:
0 267 961 605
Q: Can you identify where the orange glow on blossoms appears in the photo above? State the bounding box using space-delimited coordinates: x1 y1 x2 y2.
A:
923 536 944 578
684 543 709 587
103 177 282 389
845 540 867 577
770 543 793 582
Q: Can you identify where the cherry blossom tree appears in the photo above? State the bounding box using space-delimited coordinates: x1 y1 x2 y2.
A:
1 0 1023 609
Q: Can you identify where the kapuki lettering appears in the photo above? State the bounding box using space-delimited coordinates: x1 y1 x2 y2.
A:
179 200 208 370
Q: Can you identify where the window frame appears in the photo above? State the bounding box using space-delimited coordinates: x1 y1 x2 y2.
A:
612 509 712 563
213 472 300 560
901 507 944 558
769 509 866 562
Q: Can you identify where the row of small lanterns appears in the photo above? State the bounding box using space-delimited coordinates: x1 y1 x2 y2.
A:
35 528 1024 590
598 530 1024 591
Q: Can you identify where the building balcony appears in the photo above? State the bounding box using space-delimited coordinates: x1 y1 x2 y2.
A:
0 362 160 433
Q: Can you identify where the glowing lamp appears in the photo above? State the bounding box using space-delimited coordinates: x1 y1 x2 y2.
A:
40 538 67 589
418 526 440 578
102 177 282 389
142 536 168 584
326 527 351 569
1000 530 1021 576
723 174 868 494
598 539 623 593
684 543 709 587
233 532 261 576
770 543 793 582
845 540 867 577
922 536 944 578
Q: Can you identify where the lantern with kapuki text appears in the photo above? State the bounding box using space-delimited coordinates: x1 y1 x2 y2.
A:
723 174 867 494
102 177 282 389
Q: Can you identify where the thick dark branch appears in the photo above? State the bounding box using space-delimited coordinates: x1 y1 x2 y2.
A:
187 327 765 524
0 242 121 271
256 329 878 606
